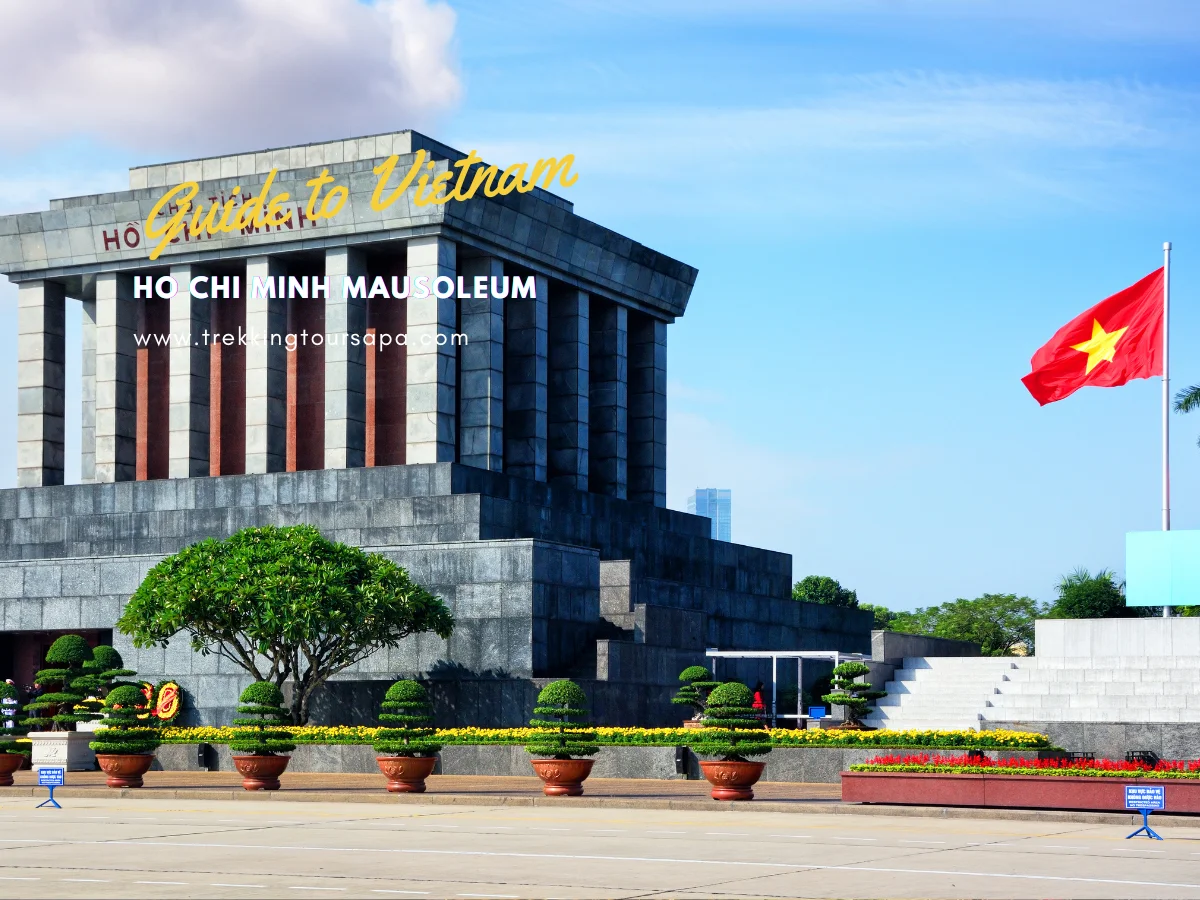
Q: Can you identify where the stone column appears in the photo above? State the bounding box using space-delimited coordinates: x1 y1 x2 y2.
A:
244 256 287 474
325 247 367 468
628 314 667 507
16 280 65 487
80 298 97 483
589 300 627 498
505 274 548 482
548 286 588 491
168 265 210 478
95 272 137 482
406 236 457 463
458 256 504 472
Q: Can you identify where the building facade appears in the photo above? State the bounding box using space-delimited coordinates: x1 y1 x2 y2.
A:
0 131 870 726
687 488 732 542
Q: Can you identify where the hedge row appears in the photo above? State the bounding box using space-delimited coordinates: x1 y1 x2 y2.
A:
852 762 1200 780
156 725 1052 749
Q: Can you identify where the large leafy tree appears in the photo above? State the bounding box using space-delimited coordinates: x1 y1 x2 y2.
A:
1049 567 1134 619
792 575 858 608
885 594 1046 656
1175 384 1200 445
118 525 454 724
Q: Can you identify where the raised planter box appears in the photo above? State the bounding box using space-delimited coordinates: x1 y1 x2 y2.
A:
153 743 1054 783
842 771 1200 814
28 731 97 772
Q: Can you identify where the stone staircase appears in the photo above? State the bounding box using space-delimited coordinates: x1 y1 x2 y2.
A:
862 651 1200 730
861 656 1025 731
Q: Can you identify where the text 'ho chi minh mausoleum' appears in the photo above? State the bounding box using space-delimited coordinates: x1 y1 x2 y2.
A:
0 131 870 726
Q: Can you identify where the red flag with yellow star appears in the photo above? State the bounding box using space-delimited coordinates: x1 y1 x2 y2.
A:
1021 267 1164 406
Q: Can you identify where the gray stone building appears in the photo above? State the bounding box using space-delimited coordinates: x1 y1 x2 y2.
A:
0 131 871 726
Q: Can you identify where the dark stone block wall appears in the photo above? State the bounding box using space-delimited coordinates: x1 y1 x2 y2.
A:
0 463 871 727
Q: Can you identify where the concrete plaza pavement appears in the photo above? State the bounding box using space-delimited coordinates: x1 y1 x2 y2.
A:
1 794 1199 898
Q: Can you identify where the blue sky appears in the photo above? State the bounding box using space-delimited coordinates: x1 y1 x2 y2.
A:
1 0 1198 610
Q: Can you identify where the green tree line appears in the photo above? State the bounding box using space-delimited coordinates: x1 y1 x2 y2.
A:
792 568 1184 656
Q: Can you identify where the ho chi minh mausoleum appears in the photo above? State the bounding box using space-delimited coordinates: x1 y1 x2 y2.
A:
0 131 870 726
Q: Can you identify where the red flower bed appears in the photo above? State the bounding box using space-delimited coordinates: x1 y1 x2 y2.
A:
853 753 1200 779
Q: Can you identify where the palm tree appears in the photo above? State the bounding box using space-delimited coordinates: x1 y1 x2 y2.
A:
1177 385 1200 446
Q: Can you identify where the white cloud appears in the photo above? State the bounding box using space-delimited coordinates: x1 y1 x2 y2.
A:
0 0 461 156
456 73 1195 225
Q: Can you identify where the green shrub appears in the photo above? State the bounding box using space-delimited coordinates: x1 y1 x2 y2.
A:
229 682 296 756
88 685 161 756
525 679 598 760
0 681 25 753
22 634 95 731
688 682 772 761
75 646 138 723
822 661 886 725
671 666 719 719
373 680 441 756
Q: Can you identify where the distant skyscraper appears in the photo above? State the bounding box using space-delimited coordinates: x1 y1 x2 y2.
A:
688 488 731 541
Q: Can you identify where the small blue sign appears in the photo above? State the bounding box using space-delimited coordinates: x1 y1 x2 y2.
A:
808 706 827 719
1125 785 1165 811
37 767 64 787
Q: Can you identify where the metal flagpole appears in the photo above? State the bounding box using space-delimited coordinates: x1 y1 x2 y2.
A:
1163 241 1172 617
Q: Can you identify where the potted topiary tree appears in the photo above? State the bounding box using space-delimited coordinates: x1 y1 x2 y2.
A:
821 661 885 729
22 634 97 771
229 682 296 791
88 684 161 788
75 646 137 731
525 679 599 796
372 680 442 793
0 681 25 785
688 682 773 800
672 665 719 728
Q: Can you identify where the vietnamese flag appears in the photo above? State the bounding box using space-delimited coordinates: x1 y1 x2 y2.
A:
1022 268 1165 406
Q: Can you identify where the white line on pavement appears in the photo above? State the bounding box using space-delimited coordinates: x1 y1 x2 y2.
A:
1115 848 1165 852
768 834 813 838
459 894 519 898
0 876 38 881
706 832 749 836
8 838 1200 891
648 831 686 834
136 881 188 885
370 891 430 895
289 888 346 892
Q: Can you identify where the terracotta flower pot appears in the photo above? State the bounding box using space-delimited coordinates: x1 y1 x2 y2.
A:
529 757 595 796
699 759 766 801
95 753 155 789
232 753 290 791
0 752 23 787
376 755 438 793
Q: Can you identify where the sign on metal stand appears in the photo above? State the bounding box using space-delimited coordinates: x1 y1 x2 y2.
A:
36 766 64 809
1125 784 1164 840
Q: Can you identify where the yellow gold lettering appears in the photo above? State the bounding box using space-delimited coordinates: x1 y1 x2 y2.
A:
449 150 482 201
318 185 349 219
144 182 198 261
234 170 289 229
415 170 455 206
529 155 579 189
370 150 426 211
305 169 336 218
496 164 526 195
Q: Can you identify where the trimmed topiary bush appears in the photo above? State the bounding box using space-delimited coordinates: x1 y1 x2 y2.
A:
23 634 94 731
76 646 138 723
688 682 773 762
88 685 161 756
373 680 441 757
822 661 886 726
230 682 297 756
525 679 598 760
671 665 719 719
0 680 25 752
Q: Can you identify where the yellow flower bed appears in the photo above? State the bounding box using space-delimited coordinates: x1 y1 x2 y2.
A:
160 725 1050 749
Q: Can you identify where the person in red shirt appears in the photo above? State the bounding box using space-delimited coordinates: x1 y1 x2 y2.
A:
751 680 766 717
